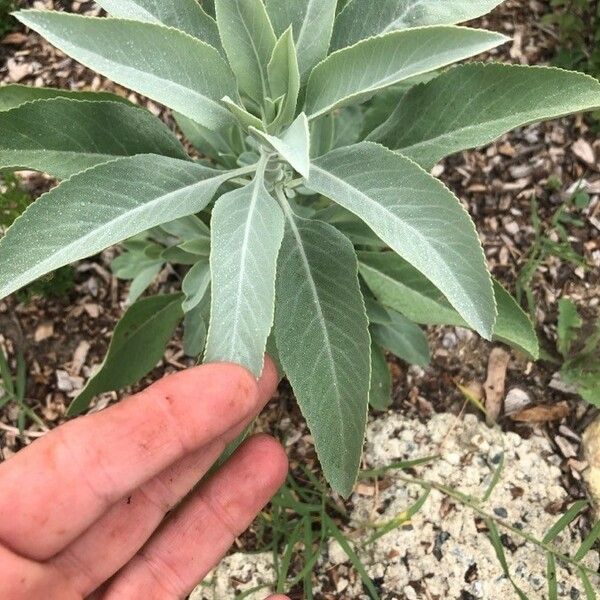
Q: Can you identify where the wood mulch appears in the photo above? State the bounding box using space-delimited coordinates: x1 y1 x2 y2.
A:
1 0 599 578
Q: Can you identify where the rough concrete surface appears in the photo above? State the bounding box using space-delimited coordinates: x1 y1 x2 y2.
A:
191 413 600 599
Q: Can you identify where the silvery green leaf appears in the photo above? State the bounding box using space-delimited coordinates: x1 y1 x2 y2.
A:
265 0 337 78
369 341 392 410
0 84 130 111
205 174 284 377
182 260 211 312
331 0 504 50
310 114 335 157
267 27 300 130
184 302 208 358
0 155 237 300
68 294 184 415
94 0 222 51
251 113 310 178
308 142 496 339
15 11 237 130
161 215 211 243
316 205 386 248
221 96 264 130
358 251 539 358
274 212 370 497
126 263 164 303
174 113 233 161
369 63 600 169
0 98 188 179
215 0 277 103
368 301 430 366
304 26 507 120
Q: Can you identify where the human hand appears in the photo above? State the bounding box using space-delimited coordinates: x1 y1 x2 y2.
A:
0 359 290 599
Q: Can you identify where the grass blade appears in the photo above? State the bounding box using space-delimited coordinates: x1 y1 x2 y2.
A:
578 567 597 600
575 520 600 561
360 455 440 479
367 487 431 545
485 517 529 599
324 515 380 600
546 553 558 600
543 500 588 544
482 452 504 502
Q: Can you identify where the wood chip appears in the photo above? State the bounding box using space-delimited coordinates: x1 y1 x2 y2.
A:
1 32 28 45
572 138 596 167
6 58 31 82
511 402 570 423
34 322 54 342
69 341 90 376
484 347 510 426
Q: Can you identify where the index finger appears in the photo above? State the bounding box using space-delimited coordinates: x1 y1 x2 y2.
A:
0 359 278 560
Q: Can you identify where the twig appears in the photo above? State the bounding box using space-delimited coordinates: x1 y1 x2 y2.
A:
0 422 48 438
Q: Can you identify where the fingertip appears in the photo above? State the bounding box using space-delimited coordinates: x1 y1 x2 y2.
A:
241 434 289 489
257 355 279 403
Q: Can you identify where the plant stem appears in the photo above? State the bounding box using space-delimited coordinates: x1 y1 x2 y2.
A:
393 473 600 579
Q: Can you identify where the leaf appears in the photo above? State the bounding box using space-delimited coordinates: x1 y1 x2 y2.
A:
304 27 507 120
221 96 264 130
484 518 529 600
543 500 588 544
316 205 386 248
267 27 300 131
546 553 558 600
215 0 277 103
251 113 310 178
15 10 237 130
369 64 600 169
0 155 238 300
557 297 583 358
0 84 130 111
274 212 370 497
370 306 430 367
579 568 597 600
174 113 233 160
369 342 392 410
182 260 211 312
94 0 222 51
68 294 184 415
205 174 284 377
309 142 496 339
265 0 337 78
183 294 210 358
358 251 539 358
0 98 188 179
574 520 600 561
331 0 504 50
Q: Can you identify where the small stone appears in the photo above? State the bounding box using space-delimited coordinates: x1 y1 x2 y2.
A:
493 507 508 518
504 388 531 414
328 539 349 565
572 138 596 166
442 331 458 349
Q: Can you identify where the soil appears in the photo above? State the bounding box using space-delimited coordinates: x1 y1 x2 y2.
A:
1 1 599 598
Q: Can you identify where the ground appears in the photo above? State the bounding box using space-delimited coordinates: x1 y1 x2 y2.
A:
0 1 599 598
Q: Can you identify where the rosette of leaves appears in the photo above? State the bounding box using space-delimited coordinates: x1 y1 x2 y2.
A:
1 0 600 496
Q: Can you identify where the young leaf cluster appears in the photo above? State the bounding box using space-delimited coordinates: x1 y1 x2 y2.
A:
1 0 600 496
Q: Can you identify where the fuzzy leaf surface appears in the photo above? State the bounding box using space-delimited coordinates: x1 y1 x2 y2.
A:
68 294 184 415
331 0 504 50
15 11 237 130
267 27 300 130
215 0 276 102
251 113 310 178
94 0 222 50
0 155 234 300
304 26 507 120
205 175 284 377
274 213 370 497
369 64 600 169
369 341 392 410
0 84 130 111
0 99 188 179
309 142 496 339
265 0 336 78
359 251 539 358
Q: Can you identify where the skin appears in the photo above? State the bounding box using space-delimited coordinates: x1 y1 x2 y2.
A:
0 358 291 600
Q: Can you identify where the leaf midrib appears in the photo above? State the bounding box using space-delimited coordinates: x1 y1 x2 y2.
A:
0 168 228 298
310 162 487 329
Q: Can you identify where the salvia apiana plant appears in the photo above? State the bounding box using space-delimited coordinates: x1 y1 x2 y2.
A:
1 0 600 497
